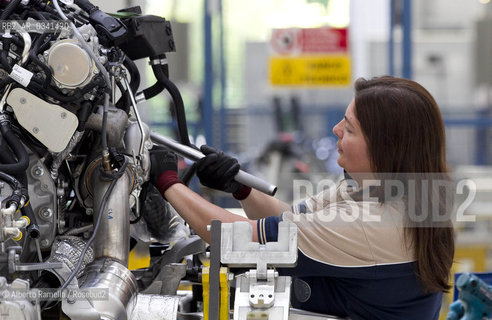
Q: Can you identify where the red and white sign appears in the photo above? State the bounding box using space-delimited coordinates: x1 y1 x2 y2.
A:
270 27 348 55
270 28 299 55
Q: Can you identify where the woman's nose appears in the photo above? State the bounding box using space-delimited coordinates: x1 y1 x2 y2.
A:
333 120 343 138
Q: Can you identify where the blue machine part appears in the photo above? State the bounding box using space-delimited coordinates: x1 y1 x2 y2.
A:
446 272 492 320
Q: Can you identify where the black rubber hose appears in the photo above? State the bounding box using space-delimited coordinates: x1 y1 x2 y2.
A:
27 9 48 21
0 171 20 191
150 59 191 146
29 33 53 88
77 100 93 131
141 81 164 101
0 0 22 20
27 75 103 103
138 55 168 101
0 140 15 164
140 57 169 101
124 56 140 94
0 122 29 174
0 50 12 73
115 80 130 113
0 35 13 73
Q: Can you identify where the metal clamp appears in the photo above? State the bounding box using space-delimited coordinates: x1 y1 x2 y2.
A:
149 58 168 66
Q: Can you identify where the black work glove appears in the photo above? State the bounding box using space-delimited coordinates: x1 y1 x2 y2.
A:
150 146 181 196
196 145 243 193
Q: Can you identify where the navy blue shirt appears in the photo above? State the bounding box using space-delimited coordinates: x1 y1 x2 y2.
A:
257 198 443 320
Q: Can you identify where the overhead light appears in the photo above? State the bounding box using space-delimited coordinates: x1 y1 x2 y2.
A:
480 0 490 4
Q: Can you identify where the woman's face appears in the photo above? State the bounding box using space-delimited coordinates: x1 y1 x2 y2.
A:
332 99 373 173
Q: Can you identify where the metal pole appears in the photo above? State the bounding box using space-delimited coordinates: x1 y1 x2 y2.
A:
150 132 278 196
389 0 395 76
204 0 214 146
402 0 412 79
218 0 227 152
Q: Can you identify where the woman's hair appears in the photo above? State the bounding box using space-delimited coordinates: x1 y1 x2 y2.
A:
353 76 454 293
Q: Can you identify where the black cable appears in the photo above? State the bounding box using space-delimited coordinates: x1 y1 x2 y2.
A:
101 93 109 151
0 0 22 20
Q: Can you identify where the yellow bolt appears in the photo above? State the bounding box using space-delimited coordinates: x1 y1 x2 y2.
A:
21 216 30 226
12 230 22 242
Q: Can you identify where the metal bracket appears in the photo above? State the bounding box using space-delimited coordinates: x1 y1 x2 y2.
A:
219 221 297 320
220 221 297 279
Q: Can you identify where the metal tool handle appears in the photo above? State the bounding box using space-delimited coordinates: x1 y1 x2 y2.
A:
150 132 277 196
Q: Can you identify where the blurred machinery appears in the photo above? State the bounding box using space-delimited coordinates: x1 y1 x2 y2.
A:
446 273 492 320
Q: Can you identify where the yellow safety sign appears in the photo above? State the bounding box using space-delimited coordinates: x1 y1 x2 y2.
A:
269 55 351 86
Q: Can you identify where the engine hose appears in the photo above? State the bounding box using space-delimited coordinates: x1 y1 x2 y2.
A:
141 81 164 101
140 56 168 100
0 35 13 73
77 100 93 131
0 50 12 73
150 59 192 146
0 171 20 191
124 56 140 94
0 0 22 20
0 77 14 92
27 75 103 103
0 121 29 174
29 33 53 88
27 9 48 21
115 79 130 113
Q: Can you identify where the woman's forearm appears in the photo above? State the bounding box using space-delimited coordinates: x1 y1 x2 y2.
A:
239 189 291 220
164 183 258 243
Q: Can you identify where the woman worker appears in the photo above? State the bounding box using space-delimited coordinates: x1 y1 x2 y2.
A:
150 76 455 319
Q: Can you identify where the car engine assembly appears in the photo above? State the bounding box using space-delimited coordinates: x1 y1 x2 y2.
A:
0 1 203 319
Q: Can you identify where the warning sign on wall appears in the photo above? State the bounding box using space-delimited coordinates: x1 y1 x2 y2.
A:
270 55 351 86
269 27 351 87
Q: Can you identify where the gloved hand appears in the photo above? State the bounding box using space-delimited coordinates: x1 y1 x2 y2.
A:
196 145 251 199
150 146 182 197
